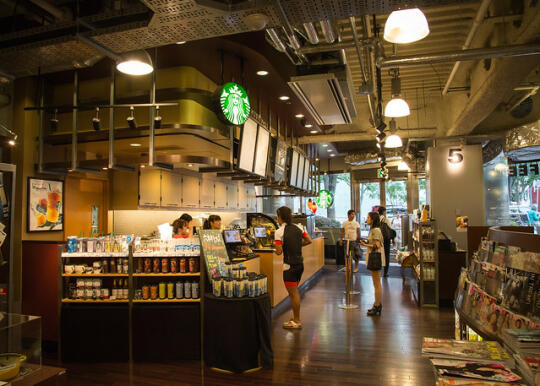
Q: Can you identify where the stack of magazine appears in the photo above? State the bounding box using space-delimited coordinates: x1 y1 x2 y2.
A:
502 329 540 386
422 338 525 385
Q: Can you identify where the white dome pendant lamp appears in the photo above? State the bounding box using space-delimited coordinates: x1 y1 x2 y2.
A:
384 8 430 44
384 72 410 118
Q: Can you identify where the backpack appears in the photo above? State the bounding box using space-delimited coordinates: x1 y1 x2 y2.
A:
380 218 396 241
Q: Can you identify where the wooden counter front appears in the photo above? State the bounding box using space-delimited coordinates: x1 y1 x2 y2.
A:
258 237 324 307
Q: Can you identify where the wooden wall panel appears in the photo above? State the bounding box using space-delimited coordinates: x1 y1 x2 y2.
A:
65 176 109 237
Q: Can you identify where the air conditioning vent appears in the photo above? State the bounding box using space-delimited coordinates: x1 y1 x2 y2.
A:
288 68 357 126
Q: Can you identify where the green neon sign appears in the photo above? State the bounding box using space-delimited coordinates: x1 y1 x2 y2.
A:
219 82 251 125
316 189 334 209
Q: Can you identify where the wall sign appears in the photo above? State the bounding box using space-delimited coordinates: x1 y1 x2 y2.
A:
198 230 229 279
27 177 64 232
219 82 251 125
316 189 334 209
448 148 464 164
508 162 539 177
307 199 317 214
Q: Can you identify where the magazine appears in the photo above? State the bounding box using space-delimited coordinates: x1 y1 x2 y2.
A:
437 377 525 385
492 245 507 266
430 359 521 382
422 338 511 363
502 268 531 315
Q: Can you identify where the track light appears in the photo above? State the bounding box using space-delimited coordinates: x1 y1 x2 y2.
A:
385 72 410 118
384 8 430 44
154 106 162 129
92 107 101 131
127 107 137 129
116 50 154 76
376 132 386 142
50 109 58 132
376 122 386 134
381 161 387 168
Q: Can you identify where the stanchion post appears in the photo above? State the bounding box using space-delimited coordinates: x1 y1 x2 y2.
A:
339 240 358 310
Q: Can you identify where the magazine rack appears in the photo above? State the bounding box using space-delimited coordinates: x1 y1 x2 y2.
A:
454 227 539 345
411 220 439 307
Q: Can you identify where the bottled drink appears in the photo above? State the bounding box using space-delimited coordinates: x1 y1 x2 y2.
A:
112 279 118 299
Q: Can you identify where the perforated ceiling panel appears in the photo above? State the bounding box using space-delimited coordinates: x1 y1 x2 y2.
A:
0 0 473 77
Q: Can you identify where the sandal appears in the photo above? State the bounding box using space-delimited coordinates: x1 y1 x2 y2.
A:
283 320 302 329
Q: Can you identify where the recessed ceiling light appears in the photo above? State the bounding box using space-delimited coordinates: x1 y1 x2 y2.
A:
176 41 186 45
327 149 332 152
257 70 269 76
140 165 145 168
188 164 193 167
279 96 290 101
310 130 317 134
330 154 336 157
295 114 304 118
102 167 108 170
130 143 141 147
305 124 313 128
322 144 328 147
315 158 320 161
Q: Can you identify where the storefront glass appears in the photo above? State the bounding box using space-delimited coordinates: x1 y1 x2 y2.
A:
507 160 540 233
385 180 407 245
315 173 351 228
359 182 380 235
483 153 511 226
418 178 427 207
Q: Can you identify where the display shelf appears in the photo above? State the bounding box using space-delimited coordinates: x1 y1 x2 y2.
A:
132 298 200 303
411 219 439 307
133 273 200 277
133 253 201 258
62 273 129 277
62 252 129 258
62 298 129 303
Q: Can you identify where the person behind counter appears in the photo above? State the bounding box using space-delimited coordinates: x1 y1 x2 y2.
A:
172 218 190 238
203 215 222 230
275 206 312 329
180 213 193 236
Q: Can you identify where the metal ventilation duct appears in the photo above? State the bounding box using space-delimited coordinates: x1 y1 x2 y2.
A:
504 120 540 162
288 67 356 125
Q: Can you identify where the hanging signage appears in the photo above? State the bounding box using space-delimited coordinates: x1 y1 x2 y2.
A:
219 82 251 125
198 230 229 280
508 162 539 177
316 189 334 209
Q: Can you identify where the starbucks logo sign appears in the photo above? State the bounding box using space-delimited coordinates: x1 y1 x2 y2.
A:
316 189 334 209
219 82 251 125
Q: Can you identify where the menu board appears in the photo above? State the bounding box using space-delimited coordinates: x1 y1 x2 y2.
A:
238 118 257 173
290 151 299 188
274 140 288 183
198 230 229 279
253 126 270 177
303 160 310 190
296 155 305 189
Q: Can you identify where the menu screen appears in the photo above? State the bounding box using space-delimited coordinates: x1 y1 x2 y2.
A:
303 160 310 190
238 119 257 173
290 151 299 188
274 140 288 183
223 229 242 244
296 155 305 189
253 227 267 238
253 126 270 177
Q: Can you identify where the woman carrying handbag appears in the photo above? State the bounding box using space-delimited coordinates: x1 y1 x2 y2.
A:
359 211 385 316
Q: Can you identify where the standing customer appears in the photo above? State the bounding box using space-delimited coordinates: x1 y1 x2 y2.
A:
378 206 395 277
339 209 362 273
275 206 312 329
359 212 385 316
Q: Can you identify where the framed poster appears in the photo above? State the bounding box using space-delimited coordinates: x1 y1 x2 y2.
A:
27 177 64 232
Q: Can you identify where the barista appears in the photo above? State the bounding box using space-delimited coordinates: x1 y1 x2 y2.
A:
203 215 222 230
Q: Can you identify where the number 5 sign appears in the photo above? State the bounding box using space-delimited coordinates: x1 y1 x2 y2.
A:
448 148 463 164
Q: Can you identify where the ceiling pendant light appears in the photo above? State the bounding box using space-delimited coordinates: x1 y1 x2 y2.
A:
127 106 137 129
384 71 410 118
398 160 410 171
116 50 154 76
92 107 101 131
384 8 430 44
385 119 403 148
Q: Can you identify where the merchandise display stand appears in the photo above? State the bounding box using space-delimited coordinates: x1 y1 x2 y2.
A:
411 220 439 307
453 227 540 385
58 242 202 362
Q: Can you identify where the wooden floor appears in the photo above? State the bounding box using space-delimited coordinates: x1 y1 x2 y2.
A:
43 267 454 385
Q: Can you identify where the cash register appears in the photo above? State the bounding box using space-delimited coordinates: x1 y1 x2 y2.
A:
223 229 257 262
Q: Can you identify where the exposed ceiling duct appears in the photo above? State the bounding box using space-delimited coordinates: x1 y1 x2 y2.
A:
504 120 540 162
303 22 319 45
288 67 357 126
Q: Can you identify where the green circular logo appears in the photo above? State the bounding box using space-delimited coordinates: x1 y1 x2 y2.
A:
219 82 251 125
316 189 334 209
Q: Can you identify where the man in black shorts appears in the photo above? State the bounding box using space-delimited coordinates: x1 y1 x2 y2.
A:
275 206 312 329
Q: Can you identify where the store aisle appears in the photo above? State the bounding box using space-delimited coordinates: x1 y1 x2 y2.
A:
45 268 454 385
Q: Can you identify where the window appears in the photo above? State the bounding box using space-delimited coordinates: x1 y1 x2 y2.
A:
315 173 351 229
418 178 426 207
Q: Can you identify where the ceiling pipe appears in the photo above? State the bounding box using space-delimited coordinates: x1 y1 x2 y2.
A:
76 34 121 61
297 39 374 54
320 20 335 44
377 43 540 69
275 0 301 50
298 128 437 144
303 22 319 45
266 28 287 52
442 0 492 95
29 0 71 20
349 16 376 127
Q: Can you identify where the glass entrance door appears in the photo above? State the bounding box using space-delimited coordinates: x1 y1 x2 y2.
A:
384 180 407 247
359 182 380 237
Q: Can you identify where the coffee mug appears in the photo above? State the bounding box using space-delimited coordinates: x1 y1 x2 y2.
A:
64 265 75 274
92 262 102 274
74 265 85 274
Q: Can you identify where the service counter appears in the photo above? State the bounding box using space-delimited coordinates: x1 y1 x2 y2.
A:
255 237 324 307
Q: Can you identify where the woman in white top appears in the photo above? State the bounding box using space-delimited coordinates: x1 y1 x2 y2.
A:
359 211 385 316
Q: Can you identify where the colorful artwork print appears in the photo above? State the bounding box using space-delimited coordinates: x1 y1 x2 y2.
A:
27 178 63 232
